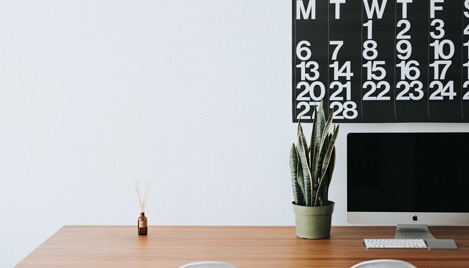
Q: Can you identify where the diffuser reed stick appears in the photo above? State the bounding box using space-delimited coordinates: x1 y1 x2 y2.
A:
135 180 150 212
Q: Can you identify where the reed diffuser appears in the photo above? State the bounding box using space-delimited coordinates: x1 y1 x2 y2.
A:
135 180 150 236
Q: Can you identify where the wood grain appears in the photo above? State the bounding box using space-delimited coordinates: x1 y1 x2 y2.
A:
16 225 469 267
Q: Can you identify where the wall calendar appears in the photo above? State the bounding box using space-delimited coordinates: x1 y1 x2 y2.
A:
292 0 469 123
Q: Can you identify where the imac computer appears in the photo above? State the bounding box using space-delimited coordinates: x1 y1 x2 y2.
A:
347 132 469 244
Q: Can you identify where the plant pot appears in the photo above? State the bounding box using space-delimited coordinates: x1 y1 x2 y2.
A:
292 201 334 239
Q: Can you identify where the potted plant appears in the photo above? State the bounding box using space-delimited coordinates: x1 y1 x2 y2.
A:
289 102 339 239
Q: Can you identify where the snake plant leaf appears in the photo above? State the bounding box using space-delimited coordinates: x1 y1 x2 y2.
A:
310 103 326 202
315 148 336 206
297 129 313 206
289 143 305 205
314 124 340 206
296 164 305 206
328 146 336 188
311 103 326 170
314 111 334 180
322 147 336 202
315 129 338 206
297 122 309 167
313 105 335 180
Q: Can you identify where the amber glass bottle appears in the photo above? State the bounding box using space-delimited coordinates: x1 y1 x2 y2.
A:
138 212 148 235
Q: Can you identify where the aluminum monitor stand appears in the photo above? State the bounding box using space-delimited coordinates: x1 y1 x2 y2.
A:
395 224 457 249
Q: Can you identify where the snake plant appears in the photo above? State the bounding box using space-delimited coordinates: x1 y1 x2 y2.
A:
289 102 339 207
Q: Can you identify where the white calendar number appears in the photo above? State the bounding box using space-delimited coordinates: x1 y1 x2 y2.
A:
330 101 358 120
429 60 451 80
363 61 386 80
297 101 321 120
329 81 351 101
396 60 420 80
465 61 469 79
463 81 469 100
330 40 343 61
296 40 312 61
296 81 325 101
429 81 456 100
464 41 469 56
465 0 469 18
396 20 411 39
296 102 312 120
297 61 320 81
363 81 391 101
396 81 424 100
329 61 353 81
464 24 469 35
296 82 311 101
396 40 412 60
363 20 373 40
430 19 445 39
362 40 378 60
430 40 455 60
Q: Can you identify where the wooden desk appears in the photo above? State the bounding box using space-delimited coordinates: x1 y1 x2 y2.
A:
16 225 469 267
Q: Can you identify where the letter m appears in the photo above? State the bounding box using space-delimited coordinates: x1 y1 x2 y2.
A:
296 0 315 20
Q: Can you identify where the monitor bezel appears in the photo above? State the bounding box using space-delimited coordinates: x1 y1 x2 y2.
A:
346 132 469 227
347 211 469 226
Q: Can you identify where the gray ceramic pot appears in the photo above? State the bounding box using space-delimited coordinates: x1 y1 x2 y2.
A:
292 201 334 239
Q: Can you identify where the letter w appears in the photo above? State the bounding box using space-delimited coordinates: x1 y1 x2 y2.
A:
363 0 388 19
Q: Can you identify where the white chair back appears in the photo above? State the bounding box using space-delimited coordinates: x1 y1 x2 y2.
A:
351 259 416 268
179 261 238 268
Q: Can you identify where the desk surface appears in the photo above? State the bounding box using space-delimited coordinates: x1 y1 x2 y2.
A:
17 225 469 267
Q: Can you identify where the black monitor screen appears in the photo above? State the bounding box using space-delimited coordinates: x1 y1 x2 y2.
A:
347 132 469 213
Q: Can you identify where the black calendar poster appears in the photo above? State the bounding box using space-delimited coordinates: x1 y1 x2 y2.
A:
292 0 469 123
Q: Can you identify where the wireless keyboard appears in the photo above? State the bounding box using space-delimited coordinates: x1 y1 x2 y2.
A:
363 238 428 249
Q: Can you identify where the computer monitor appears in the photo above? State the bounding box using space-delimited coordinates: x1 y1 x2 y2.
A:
347 132 469 240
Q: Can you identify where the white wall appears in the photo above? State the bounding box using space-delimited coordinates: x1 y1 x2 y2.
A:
1 1 468 267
